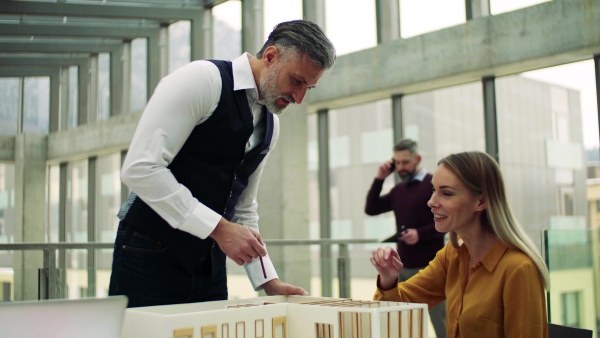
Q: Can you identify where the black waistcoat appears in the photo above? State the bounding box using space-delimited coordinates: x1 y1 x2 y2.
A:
123 60 274 274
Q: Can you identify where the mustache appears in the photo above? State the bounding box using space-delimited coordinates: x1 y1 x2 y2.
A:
281 95 295 104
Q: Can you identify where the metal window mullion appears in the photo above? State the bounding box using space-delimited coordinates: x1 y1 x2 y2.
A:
483 76 499 162
392 94 403 185
17 77 24 134
58 163 68 298
594 54 600 147
87 157 97 297
120 150 129 204
88 54 99 124
317 108 332 297
59 67 70 131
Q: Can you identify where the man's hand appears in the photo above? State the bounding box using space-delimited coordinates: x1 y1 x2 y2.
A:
209 218 267 265
375 159 395 180
262 278 309 296
370 246 403 290
399 228 419 245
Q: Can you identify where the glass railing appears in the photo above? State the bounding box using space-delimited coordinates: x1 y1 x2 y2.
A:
543 228 599 337
2 230 598 336
0 239 381 302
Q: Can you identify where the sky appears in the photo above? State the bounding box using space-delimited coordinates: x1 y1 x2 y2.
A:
214 0 598 149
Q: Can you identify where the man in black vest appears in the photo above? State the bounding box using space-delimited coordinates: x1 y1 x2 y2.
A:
109 20 336 307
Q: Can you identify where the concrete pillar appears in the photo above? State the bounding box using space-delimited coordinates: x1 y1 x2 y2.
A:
303 0 326 29
241 0 264 55
257 104 311 294
13 134 47 300
191 8 212 60
375 0 401 44
88 55 99 124
465 0 490 20
109 45 125 116
77 59 90 126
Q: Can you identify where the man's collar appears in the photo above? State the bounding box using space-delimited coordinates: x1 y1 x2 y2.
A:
411 168 427 182
232 53 258 97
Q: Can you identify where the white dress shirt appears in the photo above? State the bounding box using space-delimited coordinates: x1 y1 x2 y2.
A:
121 53 279 290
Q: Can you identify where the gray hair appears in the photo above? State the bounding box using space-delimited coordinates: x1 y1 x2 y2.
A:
257 20 336 70
393 139 419 156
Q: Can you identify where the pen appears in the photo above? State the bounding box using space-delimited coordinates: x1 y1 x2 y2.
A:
259 256 267 278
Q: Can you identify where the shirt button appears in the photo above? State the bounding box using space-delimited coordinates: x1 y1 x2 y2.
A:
229 192 232 197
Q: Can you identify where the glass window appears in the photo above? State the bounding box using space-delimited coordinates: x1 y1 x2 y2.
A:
0 163 15 301
308 113 320 239
96 154 121 243
402 81 485 171
131 38 148 112
23 77 49 134
263 0 302 42
68 66 78 129
169 20 191 73
98 53 110 120
0 163 15 244
0 78 19 135
399 0 465 38
66 160 88 243
326 0 377 55
213 1 241 60
496 60 595 249
327 99 395 273
561 291 582 328
490 0 551 15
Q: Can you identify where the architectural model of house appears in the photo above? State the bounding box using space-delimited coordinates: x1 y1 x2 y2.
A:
121 296 428 338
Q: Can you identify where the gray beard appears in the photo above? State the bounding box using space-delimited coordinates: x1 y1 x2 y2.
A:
258 63 294 115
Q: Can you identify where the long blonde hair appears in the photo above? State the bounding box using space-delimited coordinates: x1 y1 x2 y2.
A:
438 151 550 289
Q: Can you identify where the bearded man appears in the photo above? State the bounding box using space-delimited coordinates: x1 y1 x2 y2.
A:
109 20 336 308
365 138 447 338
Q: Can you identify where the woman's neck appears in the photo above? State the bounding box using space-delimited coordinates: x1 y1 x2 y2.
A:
459 227 498 264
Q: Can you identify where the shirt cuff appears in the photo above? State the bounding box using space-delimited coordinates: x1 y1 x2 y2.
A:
177 202 222 239
373 275 402 302
245 248 278 291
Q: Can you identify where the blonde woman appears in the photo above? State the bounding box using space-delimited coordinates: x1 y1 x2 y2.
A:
371 151 549 338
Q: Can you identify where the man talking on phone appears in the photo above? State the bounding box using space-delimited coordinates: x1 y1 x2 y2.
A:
364 138 447 338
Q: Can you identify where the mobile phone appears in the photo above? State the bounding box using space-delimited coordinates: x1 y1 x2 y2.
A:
389 158 396 171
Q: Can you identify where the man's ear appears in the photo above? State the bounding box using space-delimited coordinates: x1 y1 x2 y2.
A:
475 195 486 211
262 46 279 65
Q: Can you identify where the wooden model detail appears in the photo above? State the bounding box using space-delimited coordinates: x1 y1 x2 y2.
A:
236 321 245 338
222 323 229 338
316 323 333 338
122 296 427 338
174 328 194 338
272 316 287 338
201 325 217 338
255 319 264 338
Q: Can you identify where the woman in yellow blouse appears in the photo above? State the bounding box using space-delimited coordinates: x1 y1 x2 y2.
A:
371 151 549 338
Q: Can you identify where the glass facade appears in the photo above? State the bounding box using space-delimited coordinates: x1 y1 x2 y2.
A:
131 38 148 112
169 20 191 73
0 78 19 136
213 1 241 60
0 2 598 334
22 77 49 134
399 0 465 38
